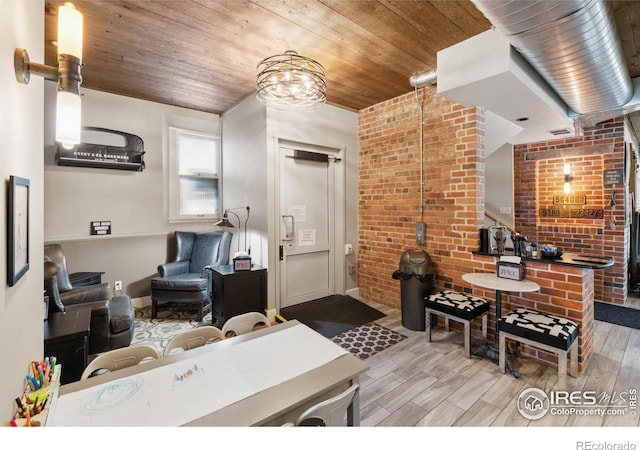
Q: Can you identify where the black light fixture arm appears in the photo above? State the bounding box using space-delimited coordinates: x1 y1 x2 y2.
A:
215 206 251 254
225 210 242 254
228 206 250 253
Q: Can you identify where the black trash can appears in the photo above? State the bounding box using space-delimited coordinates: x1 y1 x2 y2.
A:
392 249 435 331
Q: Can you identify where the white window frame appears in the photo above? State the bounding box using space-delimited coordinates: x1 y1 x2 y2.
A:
167 127 221 222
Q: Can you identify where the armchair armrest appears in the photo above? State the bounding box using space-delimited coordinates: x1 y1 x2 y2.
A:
44 260 59 281
158 260 190 277
44 274 66 313
60 283 110 307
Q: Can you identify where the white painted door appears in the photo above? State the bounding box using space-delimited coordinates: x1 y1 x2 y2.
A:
278 145 340 308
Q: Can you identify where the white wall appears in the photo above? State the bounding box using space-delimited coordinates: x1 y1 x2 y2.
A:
45 86 221 240
0 0 46 422
267 103 360 298
223 95 359 312
485 143 515 231
221 93 269 267
44 87 221 299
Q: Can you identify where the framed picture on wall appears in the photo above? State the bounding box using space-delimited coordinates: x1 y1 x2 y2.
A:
8 176 29 286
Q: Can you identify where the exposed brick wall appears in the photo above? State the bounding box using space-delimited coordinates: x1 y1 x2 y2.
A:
357 90 627 370
513 118 627 305
358 87 484 310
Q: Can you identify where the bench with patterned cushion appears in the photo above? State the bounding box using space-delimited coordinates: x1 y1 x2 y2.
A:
425 291 490 358
498 308 580 388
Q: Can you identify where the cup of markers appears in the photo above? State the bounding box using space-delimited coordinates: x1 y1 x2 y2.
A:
10 356 59 427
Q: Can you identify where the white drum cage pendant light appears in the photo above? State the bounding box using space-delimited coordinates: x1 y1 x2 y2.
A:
256 50 326 110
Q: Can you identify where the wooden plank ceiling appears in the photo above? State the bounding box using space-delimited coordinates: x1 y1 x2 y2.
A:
44 1 640 119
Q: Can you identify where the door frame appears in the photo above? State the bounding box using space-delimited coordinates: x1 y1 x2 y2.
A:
272 138 346 312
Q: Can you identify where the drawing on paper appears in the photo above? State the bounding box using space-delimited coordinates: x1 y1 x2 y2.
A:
81 376 148 416
172 363 205 390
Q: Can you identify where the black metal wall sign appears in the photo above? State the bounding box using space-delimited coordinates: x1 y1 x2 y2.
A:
603 169 623 186
90 221 111 235
539 208 603 218
56 127 145 171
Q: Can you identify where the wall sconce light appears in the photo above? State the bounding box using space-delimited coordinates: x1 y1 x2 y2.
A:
563 163 572 194
14 2 83 149
214 206 251 256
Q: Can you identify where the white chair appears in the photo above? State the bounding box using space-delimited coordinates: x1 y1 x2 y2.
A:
221 311 270 337
163 326 225 357
288 383 360 426
81 344 160 380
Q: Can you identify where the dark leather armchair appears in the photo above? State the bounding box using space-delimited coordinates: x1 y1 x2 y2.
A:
151 231 232 321
44 244 134 355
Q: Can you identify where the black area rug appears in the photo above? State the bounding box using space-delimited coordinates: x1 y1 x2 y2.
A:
280 295 386 338
594 301 640 330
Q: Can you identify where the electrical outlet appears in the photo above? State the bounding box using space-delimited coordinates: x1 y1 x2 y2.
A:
416 222 426 245
114 280 122 291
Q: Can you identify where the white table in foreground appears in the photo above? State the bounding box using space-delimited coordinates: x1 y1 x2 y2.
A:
49 320 369 426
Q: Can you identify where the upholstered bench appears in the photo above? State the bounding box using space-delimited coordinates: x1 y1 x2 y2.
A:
425 291 490 358
498 308 579 388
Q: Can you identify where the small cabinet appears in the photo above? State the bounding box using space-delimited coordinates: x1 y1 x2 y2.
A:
44 307 91 384
211 264 267 326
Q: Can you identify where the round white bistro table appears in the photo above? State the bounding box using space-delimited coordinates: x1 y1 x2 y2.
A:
461 273 540 322
461 272 540 377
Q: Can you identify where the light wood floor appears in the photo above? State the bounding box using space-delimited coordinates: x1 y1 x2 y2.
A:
358 299 640 427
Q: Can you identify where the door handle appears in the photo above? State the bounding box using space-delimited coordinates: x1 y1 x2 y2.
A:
282 215 295 241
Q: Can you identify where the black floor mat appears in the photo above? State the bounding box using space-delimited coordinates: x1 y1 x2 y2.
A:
280 295 386 338
594 301 640 330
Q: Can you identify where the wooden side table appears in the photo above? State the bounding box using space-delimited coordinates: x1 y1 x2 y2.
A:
44 307 91 384
211 264 267 326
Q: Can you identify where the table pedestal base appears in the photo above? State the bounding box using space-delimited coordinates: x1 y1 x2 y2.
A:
472 342 521 379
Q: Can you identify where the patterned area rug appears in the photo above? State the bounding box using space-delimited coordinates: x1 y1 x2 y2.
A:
133 305 407 359
331 322 407 359
132 305 212 354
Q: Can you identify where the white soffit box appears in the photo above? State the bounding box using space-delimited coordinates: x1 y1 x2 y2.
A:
485 110 521 156
437 30 574 145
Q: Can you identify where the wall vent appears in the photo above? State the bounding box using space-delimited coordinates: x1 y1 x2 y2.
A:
547 128 572 136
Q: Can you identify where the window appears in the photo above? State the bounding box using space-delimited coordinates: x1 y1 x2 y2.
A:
168 127 220 221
